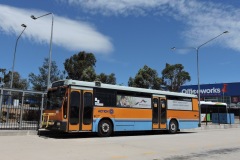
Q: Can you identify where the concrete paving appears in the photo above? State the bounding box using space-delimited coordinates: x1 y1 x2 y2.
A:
0 130 38 136
1 127 240 160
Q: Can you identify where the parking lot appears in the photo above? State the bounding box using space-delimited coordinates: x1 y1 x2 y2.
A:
0 127 240 160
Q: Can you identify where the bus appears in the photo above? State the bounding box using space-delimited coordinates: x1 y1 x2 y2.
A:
42 79 199 136
200 101 228 122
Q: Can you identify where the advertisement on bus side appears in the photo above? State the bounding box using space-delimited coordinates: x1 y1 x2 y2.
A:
116 95 151 108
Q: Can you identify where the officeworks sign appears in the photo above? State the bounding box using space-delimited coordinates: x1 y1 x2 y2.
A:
181 87 221 96
179 83 240 97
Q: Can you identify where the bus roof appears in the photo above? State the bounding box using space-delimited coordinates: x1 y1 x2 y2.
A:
52 79 197 98
200 101 227 106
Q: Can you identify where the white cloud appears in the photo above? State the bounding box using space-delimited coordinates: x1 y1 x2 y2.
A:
0 4 113 54
63 0 240 51
65 0 170 16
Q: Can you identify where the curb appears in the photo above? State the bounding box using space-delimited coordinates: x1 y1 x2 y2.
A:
201 124 240 129
182 123 240 132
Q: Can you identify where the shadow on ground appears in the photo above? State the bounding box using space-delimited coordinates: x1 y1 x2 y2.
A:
38 130 196 139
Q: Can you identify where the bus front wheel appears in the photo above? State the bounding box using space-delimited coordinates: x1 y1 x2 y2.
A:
98 119 113 137
168 120 178 134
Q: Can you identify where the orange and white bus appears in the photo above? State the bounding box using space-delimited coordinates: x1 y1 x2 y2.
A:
42 79 199 136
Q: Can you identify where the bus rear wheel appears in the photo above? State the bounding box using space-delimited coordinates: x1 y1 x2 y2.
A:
168 120 178 134
98 119 113 137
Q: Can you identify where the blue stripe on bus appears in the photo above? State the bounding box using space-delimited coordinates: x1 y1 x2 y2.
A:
167 119 199 130
93 118 152 132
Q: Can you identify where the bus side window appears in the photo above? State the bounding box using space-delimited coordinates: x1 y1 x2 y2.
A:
160 99 167 124
83 92 93 125
63 94 68 119
152 98 159 124
161 100 166 109
69 91 80 125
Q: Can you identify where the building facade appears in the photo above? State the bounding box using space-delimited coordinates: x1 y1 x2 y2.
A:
179 82 240 107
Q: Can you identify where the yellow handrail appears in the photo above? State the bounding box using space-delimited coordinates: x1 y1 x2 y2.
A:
42 113 56 128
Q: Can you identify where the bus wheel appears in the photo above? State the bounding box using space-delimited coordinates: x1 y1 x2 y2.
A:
98 119 113 137
168 120 178 134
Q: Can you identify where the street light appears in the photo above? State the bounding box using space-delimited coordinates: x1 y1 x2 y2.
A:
31 13 54 89
10 24 27 89
172 31 229 127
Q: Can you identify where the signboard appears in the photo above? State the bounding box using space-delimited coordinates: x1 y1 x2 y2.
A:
167 100 192 110
179 82 240 97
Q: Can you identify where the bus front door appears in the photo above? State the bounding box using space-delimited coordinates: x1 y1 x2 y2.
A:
152 97 167 129
68 89 93 132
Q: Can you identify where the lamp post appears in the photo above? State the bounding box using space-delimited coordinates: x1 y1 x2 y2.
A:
10 24 27 89
31 13 54 89
172 31 229 127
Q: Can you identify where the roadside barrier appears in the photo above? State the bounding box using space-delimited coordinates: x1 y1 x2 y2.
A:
0 88 46 130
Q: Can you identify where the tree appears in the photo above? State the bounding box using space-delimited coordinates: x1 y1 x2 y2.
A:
161 63 191 92
64 51 96 80
28 58 64 91
128 65 162 89
0 68 6 86
3 71 28 89
96 73 116 85
64 51 116 84
82 66 97 82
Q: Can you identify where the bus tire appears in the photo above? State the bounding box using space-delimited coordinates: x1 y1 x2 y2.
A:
168 120 178 134
98 119 113 137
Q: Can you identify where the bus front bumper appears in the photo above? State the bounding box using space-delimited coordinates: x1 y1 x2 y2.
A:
42 121 67 132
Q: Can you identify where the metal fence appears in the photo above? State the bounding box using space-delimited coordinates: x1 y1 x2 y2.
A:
0 87 46 130
228 107 240 124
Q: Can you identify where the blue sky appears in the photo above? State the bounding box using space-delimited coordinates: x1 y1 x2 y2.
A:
0 0 240 87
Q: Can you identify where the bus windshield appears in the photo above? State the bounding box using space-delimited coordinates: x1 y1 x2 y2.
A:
46 88 66 110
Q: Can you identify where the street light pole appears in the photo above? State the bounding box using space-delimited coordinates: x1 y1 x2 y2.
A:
10 24 27 89
31 13 54 89
172 31 229 127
